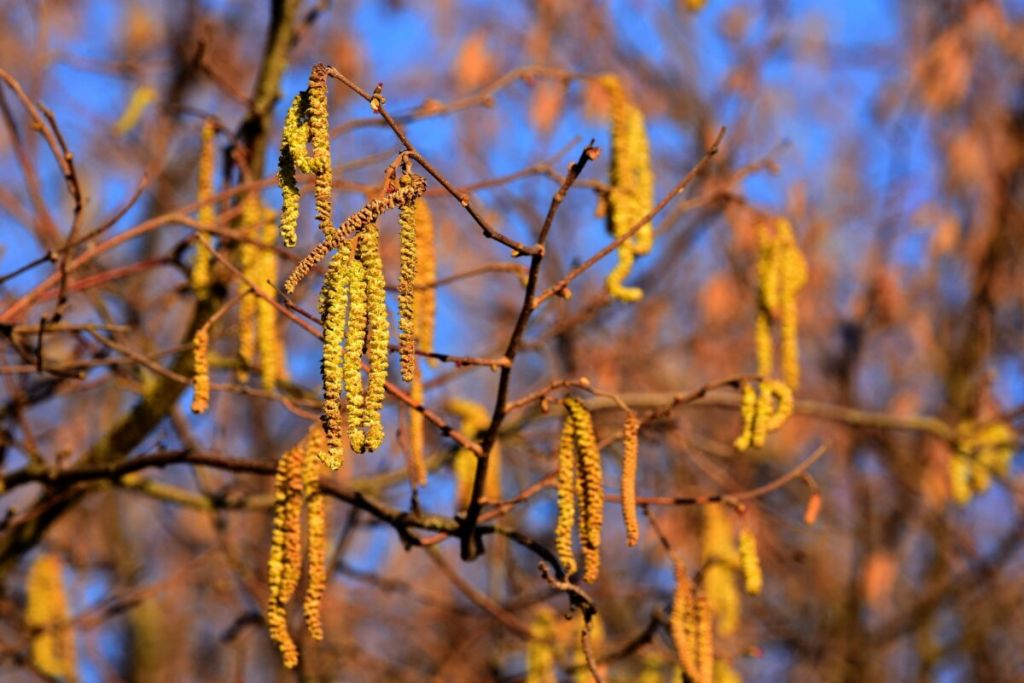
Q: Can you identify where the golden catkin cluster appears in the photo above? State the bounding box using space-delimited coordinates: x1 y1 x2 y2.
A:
397 179 418 382
25 553 76 681
277 64 334 247
190 118 216 299
950 419 1018 505
190 327 210 414
237 197 284 390
735 217 806 451
447 398 501 510
601 74 655 302
267 427 332 668
621 411 641 547
554 397 605 583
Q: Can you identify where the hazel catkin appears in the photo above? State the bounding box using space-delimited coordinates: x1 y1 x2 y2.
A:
320 248 349 469
738 527 763 596
555 413 578 577
413 198 437 364
25 553 76 681
302 429 327 640
397 180 418 383
191 118 216 298
621 411 640 547
359 220 390 452
190 327 210 414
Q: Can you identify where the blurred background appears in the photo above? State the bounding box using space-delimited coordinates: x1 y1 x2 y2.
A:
1 0 1023 680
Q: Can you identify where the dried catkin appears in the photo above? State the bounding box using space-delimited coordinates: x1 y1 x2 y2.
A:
283 173 427 294
621 411 640 547
397 180 418 383
413 199 437 363
191 118 216 298
670 559 701 683
267 440 304 669
339 247 367 455
302 430 327 640
738 528 763 596
359 220 390 452
25 553 76 681
555 413 578 577
565 397 604 583
320 247 349 467
190 327 210 414
701 504 741 637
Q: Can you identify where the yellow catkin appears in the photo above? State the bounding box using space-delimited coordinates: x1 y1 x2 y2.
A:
26 553 76 681
738 528 763 596
565 397 604 583
754 311 774 381
525 605 559 683
267 440 304 668
775 219 807 389
397 179 418 383
733 382 757 452
695 593 715 683
114 85 156 135
407 374 427 488
302 429 327 640
190 327 210 414
555 413 578 577
360 220 390 452
448 399 499 509
603 74 655 301
572 615 606 683
413 199 437 364
237 194 261 383
621 411 640 547
256 211 282 391
343 250 368 453
319 248 348 469
191 118 216 299
307 64 334 234
701 505 741 637
283 174 427 293
670 559 701 683
277 92 304 248
951 419 1018 504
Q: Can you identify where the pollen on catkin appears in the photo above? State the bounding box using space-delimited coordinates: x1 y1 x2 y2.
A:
397 178 419 383
277 92 305 248
302 429 327 640
307 65 334 234
733 381 758 452
26 553 76 681
191 327 210 414
413 198 437 364
191 118 216 299
360 220 390 452
621 411 640 547
320 247 349 468
564 396 604 583
407 372 428 488
267 440 304 669
695 592 714 683
447 398 499 509
738 527 763 596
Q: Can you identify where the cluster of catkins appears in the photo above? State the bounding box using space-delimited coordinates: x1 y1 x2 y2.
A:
266 426 331 669
601 74 655 302
734 217 807 451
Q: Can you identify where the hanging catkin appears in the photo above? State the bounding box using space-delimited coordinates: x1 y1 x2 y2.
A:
25 553 76 681
621 411 640 547
318 247 349 469
413 198 437 363
191 118 216 298
306 64 334 234
701 504 741 637
553 397 604 583
738 527 763 596
555 412 578 577
407 373 427 488
267 439 304 668
397 175 419 383
255 210 283 391
302 428 327 640
602 74 655 302
670 559 701 683
360 219 390 452
342 249 368 453
190 327 210 414
448 398 500 510
237 194 260 382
